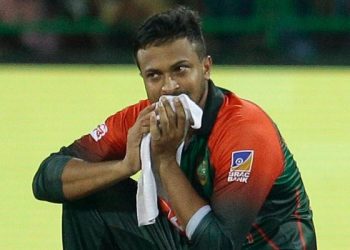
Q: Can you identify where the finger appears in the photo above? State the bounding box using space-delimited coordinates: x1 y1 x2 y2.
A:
131 115 149 137
141 116 150 127
157 101 170 133
161 98 176 125
141 125 149 135
150 112 161 141
137 103 155 132
138 103 156 119
174 97 186 129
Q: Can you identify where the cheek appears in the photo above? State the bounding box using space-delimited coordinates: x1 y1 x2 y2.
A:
183 70 200 89
144 83 161 102
185 73 207 103
191 70 205 89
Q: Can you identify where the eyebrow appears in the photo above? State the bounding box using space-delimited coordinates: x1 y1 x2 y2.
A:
170 60 191 70
143 68 161 76
144 59 191 73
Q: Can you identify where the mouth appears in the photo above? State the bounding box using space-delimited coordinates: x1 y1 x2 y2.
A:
161 91 191 99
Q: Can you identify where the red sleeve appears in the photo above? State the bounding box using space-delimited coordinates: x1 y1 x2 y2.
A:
208 94 284 242
67 99 150 162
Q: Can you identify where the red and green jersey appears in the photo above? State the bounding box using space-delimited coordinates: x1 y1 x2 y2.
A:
33 81 316 249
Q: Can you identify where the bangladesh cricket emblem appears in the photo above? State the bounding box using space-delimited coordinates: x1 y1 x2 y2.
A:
197 159 209 186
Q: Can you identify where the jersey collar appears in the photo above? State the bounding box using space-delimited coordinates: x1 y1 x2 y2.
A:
196 80 225 136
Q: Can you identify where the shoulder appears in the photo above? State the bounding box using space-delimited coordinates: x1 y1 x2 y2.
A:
99 99 150 144
216 91 270 126
208 92 284 174
212 91 278 141
107 99 150 127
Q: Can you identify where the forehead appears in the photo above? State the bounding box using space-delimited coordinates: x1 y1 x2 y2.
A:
137 38 200 71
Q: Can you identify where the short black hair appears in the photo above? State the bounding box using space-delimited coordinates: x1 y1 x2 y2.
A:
133 6 207 66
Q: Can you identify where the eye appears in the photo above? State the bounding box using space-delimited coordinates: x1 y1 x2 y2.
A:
175 65 189 74
145 72 161 81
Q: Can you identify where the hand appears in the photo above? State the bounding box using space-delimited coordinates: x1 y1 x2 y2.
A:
123 104 155 175
150 97 187 170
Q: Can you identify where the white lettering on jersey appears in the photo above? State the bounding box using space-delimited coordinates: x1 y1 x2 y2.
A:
90 123 108 142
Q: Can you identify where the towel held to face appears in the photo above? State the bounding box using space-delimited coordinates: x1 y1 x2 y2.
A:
136 94 203 226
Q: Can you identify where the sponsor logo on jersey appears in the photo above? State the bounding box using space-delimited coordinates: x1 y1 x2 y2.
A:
227 150 254 183
90 123 108 142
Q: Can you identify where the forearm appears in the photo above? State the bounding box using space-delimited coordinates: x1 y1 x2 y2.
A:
33 153 135 203
159 165 237 248
159 159 208 228
61 158 133 200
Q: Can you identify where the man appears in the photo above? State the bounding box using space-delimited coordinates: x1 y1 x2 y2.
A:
33 6 317 249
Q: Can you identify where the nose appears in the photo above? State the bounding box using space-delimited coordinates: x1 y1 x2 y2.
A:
161 76 179 95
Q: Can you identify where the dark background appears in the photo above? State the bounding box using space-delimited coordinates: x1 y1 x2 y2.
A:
0 0 349 65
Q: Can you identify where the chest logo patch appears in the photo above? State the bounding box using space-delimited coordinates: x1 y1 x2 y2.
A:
90 123 108 142
197 159 209 186
228 150 254 183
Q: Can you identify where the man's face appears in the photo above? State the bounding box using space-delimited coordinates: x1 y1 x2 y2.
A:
137 38 212 108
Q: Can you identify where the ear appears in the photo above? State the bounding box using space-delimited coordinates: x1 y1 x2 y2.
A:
203 55 212 80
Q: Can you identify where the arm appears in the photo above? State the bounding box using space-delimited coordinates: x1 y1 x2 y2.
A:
60 158 134 200
158 157 208 227
33 103 154 202
188 107 285 248
150 98 207 227
151 98 284 248
150 98 230 249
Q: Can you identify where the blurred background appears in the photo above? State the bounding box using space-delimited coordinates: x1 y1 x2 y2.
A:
0 0 349 65
1 1 350 249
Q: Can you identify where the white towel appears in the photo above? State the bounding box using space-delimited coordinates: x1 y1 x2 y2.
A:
136 94 203 226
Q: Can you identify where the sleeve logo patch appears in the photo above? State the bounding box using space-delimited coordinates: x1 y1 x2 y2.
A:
90 123 108 142
228 150 254 183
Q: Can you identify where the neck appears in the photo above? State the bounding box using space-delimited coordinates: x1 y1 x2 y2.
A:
198 81 209 110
